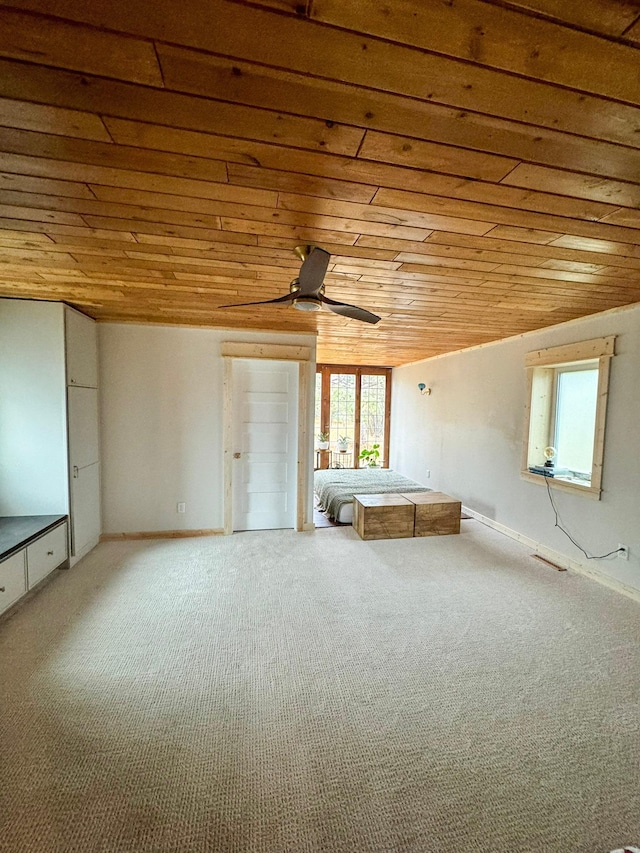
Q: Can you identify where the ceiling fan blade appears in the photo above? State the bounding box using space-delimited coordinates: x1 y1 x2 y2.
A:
320 294 381 325
218 292 296 309
297 247 330 296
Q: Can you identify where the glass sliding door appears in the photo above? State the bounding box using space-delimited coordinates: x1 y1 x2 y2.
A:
314 365 391 468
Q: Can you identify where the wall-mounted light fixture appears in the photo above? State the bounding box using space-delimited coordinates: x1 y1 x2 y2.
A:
418 383 431 396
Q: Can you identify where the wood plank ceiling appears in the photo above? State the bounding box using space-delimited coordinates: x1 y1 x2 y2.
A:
0 0 639 366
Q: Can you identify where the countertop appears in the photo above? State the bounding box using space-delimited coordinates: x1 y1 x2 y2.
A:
0 515 68 561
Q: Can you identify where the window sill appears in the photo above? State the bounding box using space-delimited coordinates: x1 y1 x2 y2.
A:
520 470 601 500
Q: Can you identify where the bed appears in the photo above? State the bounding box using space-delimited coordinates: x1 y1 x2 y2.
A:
314 468 431 524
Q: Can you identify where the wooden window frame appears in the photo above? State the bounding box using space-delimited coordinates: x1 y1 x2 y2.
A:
316 364 392 468
521 336 615 500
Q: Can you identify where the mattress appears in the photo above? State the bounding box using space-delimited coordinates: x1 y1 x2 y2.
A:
314 468 431 523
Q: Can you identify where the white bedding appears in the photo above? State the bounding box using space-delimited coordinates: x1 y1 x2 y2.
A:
314 468 431 523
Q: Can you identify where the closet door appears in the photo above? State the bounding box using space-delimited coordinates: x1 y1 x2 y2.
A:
69 462 101 558
68 386 101 557
67 387 99 467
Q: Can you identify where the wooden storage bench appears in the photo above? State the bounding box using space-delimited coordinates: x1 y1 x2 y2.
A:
353 494 415 541
402 492 461 537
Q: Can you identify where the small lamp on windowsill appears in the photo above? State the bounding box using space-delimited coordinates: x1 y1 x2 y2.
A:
543 446 556 468
418 383 431 396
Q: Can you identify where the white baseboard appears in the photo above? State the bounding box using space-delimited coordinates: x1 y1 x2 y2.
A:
462 505 640 605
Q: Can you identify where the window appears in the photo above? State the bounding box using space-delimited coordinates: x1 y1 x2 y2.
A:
522 336 615 498
329 373 356 452
359 374 387 455
315 365 391 468
553 366 598 476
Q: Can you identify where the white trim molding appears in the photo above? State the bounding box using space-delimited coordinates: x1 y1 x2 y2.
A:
463 505 640 605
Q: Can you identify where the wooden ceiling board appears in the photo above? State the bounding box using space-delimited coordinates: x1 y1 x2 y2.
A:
496 0 640 37
8 0 640 145
310 0 640 102
0 1 639 365
4 50 634 189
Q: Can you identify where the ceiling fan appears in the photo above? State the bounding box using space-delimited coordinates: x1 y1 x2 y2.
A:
219 245 381 324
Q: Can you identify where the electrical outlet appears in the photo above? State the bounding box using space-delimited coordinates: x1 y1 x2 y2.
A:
425 469 431 478
618 543 629 560
177 502 186 514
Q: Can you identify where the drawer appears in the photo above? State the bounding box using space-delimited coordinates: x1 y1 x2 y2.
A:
0 550 27 615
27 523 68 589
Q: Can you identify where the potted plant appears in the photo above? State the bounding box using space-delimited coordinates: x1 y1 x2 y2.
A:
317 431 330 451
359 443 381 467
337 435 350 452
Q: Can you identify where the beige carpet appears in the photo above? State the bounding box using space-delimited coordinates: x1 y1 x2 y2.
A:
1 523 639 853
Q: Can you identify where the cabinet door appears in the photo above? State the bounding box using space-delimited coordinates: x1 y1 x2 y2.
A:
70 462 101 558
68 387 99 469
0 550 27 615
65 307 98 388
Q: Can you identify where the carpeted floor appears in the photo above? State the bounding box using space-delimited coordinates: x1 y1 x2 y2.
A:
1 522 639 853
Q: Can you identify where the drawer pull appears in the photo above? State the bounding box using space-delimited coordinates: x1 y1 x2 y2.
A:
0 586 5 593
47 550 54 556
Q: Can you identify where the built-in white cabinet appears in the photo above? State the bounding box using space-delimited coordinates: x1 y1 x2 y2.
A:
65 308 99 389
69 462 101 557
0 300 101 564
0 551 27 615
64 306 101 558
0 520 68 616
67 386 100 467
27 523 68 589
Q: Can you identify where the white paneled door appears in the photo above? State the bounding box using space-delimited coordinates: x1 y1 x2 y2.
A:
232 359 298 531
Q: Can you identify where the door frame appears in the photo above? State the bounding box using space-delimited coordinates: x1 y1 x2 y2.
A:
315 364 392 469
222 342 314 535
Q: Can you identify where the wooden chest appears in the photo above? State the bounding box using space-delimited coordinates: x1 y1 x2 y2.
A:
353 494 415 541
402 492 461 537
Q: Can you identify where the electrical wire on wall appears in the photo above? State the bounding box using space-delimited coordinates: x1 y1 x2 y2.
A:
542 472 622 560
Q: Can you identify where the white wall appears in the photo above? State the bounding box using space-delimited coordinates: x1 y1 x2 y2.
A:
99 323 316 534
390 303 640 594
0 300 69 515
